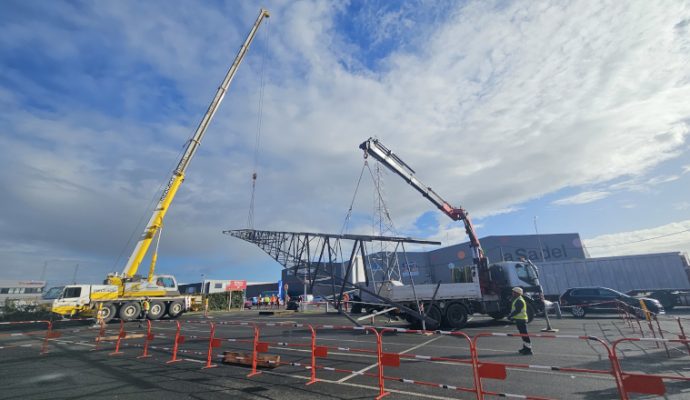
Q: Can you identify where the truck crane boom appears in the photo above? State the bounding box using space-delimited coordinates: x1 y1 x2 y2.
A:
119 9 270 280
53 9 271 323
359 137 486 268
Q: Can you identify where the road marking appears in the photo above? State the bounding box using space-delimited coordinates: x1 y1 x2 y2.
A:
337 335 443 383
306 336 599 360
48 339 96 348
261 368 459 400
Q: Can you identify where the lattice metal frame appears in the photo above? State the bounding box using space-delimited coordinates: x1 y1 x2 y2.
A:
224 229 441 325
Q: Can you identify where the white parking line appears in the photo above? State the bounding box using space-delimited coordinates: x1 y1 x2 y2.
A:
308 336 604 360
49 339 95 347
261 368 459 400
337 335 443 383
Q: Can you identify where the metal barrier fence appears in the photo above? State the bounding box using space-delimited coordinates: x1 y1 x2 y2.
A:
3 316 690 400
611 337 690 399
0 320 59 354
472 332 626 399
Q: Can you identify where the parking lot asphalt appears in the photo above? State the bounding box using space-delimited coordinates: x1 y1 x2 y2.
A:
1 309 689 399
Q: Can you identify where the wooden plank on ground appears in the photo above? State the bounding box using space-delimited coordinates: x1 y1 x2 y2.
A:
222 351 280 368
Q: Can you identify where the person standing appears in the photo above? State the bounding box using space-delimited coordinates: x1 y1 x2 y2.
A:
508 287 532 355
140 297 151 328
342 292 350 312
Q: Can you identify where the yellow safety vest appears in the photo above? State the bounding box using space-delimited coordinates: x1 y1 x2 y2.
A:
143 301 150 311
511 296 528 320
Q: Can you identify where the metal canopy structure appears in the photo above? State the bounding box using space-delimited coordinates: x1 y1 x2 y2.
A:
224 228 441 325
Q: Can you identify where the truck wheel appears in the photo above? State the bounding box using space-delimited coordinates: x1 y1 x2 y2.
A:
527 303 535 323
166 301 184 318
424 305 442 331
488 312 506 320
100 303 116 323
147 301 165 320
571 306 586 318
119 302 141 322
443 303 469 329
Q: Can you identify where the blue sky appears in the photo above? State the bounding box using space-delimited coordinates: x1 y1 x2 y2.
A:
1 1 689 286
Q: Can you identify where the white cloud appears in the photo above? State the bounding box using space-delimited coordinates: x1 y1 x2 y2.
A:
1 1 689 283
552 191 612 206
675 202 690 211
584 220 690 257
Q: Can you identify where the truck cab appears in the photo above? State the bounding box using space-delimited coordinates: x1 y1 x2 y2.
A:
486 261 543 319
489 261 541 292
52 285 119 317
119 274 180 297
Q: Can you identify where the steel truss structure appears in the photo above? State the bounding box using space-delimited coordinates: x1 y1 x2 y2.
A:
224 229 441 325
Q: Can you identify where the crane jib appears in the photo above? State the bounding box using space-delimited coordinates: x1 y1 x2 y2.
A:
358 137 487 265
119 9 270 278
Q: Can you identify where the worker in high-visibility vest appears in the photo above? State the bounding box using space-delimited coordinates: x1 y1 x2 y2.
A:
507 287 532 355
139 297 151 328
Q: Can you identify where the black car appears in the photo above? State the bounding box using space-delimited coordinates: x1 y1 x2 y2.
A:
559 287 664 318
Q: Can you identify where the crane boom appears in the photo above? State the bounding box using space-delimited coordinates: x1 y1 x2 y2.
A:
120 9 270 279
359 137 486 267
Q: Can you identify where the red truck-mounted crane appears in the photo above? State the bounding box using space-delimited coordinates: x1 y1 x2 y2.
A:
358 138 543 329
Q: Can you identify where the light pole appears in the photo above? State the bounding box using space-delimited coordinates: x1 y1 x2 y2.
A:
532 217 557 332
302 265 307 312
72 264 79 284
534 216 545 262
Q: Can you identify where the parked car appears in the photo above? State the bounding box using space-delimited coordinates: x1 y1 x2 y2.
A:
626 289 690 310
243 299 253 309
559 287 664 318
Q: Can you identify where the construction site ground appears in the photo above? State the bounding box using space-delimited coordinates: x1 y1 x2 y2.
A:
2 309 689 400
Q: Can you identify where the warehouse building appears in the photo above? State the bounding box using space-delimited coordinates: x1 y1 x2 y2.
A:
280 232 690 297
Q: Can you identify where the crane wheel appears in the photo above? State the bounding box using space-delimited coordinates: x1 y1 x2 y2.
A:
147 301 165 320
166 300 184 318
119 302 141 322
100 303 116 323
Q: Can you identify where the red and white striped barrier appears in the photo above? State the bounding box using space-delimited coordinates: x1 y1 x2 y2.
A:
612 337 690 399
472 332 627 400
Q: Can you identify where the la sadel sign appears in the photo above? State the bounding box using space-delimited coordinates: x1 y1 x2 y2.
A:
225 280 247 291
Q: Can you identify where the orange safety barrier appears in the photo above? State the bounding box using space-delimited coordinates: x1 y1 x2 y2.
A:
109 320 127 355
611 337 690 399
166 320 184 363
0 320 59 355
377 327 480 398
677 317 690 356
304 324 388 399
10 315 690 400
137 319 154 359
92 318 222 367
472 332 627 400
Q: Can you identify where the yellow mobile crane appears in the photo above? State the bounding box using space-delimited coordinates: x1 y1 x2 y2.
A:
52 9 270 322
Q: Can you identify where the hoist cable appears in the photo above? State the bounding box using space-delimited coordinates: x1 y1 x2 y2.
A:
246 17 270 229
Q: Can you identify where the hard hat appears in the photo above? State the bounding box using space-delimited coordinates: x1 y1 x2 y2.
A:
512 287 523 295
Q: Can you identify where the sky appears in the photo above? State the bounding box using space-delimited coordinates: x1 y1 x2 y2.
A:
1 0 689 287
